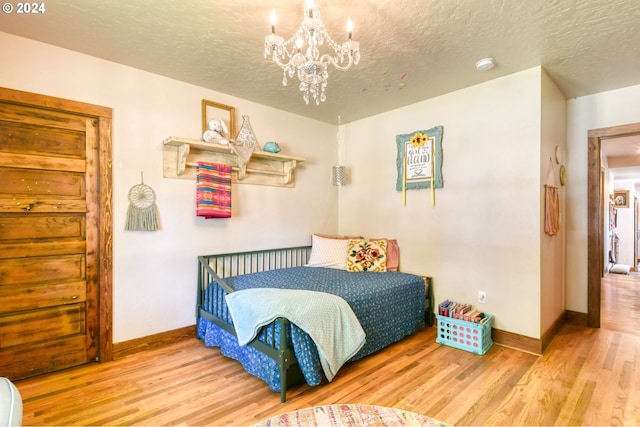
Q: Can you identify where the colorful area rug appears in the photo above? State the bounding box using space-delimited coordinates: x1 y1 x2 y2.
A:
253 404 447 427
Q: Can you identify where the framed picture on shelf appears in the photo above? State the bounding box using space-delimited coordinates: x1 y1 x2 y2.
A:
201 99 236 139
613 189 629 208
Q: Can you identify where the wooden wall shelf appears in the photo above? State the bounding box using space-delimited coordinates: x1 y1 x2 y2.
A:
162 137 304 187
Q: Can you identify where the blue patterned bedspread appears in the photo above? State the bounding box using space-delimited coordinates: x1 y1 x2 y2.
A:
197 266 425 391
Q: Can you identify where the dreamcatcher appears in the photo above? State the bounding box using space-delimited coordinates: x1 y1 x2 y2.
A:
125 172 159 231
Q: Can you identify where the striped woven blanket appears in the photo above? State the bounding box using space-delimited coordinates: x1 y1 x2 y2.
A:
196 162 232 218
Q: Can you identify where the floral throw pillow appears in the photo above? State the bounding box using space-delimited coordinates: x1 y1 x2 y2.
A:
347 239 387 272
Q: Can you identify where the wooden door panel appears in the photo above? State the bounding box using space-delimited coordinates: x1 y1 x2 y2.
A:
0 167 85 198
0 214 85 240
0 152 85 173
0 255 86 285
0 281 86 312
0 120 86 158
0 199 87 214
0 241 86 259
0 102 88 132
0 336 88 379
0 304 86 348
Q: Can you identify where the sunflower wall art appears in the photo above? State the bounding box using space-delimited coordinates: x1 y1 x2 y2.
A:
395 125 443 205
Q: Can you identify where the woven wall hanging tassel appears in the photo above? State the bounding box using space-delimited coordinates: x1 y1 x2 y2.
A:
125 172 159 231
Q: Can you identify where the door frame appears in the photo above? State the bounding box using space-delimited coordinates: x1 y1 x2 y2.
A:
0 86 113 362
635 197 638 271
588 122 640 327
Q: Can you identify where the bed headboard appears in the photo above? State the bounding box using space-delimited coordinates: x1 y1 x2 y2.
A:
198 245 312 295
200 246 312 278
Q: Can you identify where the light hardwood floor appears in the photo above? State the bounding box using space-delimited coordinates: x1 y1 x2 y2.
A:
15 274 640 426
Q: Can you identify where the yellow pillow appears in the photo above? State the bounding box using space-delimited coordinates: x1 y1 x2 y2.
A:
347 239 387 272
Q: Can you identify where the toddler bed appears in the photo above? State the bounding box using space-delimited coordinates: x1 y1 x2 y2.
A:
196 237 427 402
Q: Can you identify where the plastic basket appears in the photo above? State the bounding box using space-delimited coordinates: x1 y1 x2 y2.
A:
436 314 493 355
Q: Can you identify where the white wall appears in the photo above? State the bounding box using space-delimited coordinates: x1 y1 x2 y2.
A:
566 84 640 312
540 69 567 334
0 32 340 342
338 68 546 338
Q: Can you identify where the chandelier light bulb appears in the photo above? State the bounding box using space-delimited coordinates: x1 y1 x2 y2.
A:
264 1 360 105
270 10 277 33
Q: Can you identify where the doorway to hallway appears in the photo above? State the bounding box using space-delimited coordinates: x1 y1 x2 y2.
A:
588 122 640 328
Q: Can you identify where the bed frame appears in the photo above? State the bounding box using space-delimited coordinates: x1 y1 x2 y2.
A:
197 246 312 402
196 245 434 402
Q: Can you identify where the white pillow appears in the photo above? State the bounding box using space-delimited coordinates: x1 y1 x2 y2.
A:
610 264 630 274
306 234 349 270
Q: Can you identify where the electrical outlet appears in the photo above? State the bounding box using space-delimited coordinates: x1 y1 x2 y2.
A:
478 291 487 304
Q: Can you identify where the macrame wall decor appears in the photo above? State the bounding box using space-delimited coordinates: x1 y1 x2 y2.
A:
125 172 160 231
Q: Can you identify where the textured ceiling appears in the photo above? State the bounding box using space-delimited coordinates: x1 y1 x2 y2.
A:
2 0 640 125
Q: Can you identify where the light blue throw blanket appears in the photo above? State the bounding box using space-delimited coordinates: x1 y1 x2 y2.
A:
225 288 366 381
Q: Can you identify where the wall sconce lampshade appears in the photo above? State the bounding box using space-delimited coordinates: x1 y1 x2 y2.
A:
332 165 346 186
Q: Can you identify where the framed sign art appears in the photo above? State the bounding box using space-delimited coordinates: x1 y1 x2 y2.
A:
396 125 443 192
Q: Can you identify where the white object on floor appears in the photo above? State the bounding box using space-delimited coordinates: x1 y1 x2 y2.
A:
610 264 631 274
0 377 22 427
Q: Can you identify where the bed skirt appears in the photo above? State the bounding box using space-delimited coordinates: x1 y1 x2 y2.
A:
197 317 324 392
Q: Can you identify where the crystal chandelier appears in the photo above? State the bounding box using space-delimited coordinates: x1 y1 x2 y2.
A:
264 0 361 105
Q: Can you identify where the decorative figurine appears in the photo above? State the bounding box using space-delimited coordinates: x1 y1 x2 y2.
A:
263 141 281 153
202 117 229 145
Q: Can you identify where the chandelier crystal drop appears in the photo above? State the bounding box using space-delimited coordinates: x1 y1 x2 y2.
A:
264 0 360 105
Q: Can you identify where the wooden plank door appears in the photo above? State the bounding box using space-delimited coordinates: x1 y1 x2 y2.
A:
0 87 113 379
